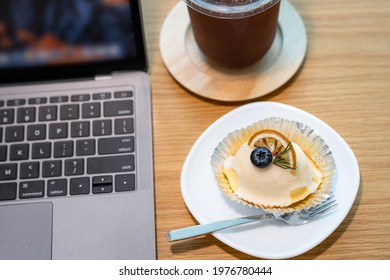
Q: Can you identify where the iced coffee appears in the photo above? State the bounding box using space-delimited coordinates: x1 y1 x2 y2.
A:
184 0 281 68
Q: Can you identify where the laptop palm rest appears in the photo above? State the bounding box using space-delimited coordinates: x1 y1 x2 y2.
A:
0 202 52 260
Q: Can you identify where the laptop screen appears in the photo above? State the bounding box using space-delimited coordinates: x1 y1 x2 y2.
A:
0 0 147 84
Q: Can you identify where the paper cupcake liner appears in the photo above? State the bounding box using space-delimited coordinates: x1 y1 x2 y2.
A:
210 117 336 215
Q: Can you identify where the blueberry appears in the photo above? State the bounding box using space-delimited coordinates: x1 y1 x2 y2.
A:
250 146 273 168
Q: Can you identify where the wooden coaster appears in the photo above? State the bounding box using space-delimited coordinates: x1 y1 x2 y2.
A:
160 0 307 102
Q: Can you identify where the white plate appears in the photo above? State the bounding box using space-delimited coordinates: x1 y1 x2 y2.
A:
180 102 360 259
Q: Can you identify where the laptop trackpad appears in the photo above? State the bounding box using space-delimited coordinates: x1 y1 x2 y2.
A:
0 202 52 260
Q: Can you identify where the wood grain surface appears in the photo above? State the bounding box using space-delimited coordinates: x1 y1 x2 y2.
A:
141 0 390 259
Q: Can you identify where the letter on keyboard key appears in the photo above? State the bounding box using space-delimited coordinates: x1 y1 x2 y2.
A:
87 155 134 174
10 144 29 160
5 126 24 142
0 164 17 180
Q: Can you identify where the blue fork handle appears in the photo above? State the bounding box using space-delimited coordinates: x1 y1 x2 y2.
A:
166 214 275 241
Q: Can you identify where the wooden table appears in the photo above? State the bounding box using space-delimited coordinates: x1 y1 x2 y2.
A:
141 0 390 259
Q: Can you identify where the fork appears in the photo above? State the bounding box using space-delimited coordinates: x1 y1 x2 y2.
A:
166 196 337 241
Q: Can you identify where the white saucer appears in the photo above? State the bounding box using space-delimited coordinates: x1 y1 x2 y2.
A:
160 0 307 102
180 102 360 259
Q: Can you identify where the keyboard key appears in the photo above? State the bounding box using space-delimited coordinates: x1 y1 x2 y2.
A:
10 144 29 160
7 99 26 106
47 179 67 197
115 174 135 192
0 163 17 180
0 108 14 124
17 107 36 123
32 142 51 159
98 136 134 155
0 146 7 161
87 155 134 174
76 139 95 156
20 162 40 179
54 141 73 158
104 100 133 117
49 123 68 139
0 182 17 200
42 160 62 177
70 177 90 195
39 106 57 121
65 158 84 176
115 118 134 135
27 124 46 140
60 104 79 120
28 97 47 105
50 96 69 103
93 92 111 100
71 121 90 138
19 181 45 199
114 90 133 98
92 175 113 185
71 94 90 102
82 102 101 118
92 175 113 194
93 119 111 136
5 126 24 142
93 184 113 194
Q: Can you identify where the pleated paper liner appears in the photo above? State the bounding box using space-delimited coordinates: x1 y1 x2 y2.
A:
210 117 336 215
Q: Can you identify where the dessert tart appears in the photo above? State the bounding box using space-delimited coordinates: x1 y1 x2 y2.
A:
211 117 335 214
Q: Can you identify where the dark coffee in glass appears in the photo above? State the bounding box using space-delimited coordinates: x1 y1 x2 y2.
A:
184 0 281 68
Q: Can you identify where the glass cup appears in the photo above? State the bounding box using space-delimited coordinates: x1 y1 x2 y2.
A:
183 0 281 68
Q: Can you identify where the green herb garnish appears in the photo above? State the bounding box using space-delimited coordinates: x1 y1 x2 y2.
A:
273 142 296 170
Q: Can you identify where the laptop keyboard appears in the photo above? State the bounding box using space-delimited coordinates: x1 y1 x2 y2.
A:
0 89 136 201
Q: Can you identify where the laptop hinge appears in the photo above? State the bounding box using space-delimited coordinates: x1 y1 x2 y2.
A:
95 74 113 81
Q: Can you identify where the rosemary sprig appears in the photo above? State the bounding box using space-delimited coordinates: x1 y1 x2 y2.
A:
273 142 296 170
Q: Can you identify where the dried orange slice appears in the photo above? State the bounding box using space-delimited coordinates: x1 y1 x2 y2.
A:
248 129 297 170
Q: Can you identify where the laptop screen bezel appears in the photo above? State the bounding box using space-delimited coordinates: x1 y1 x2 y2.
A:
0 0 147 85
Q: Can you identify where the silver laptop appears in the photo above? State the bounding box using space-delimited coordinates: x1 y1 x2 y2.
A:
0 0 155 259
